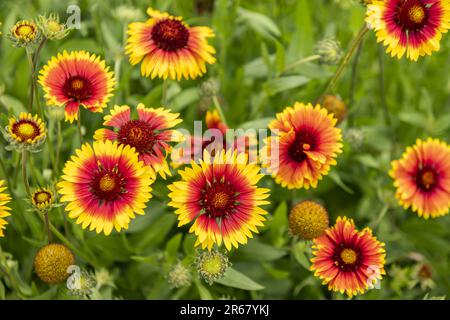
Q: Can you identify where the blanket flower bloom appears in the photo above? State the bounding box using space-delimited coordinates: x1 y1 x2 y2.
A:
366 0 450 61
0 180 12 237
125 8 216 80
311 217 386 297
94 104 183 179
31 187 55 211
262 103 342 189
38 51 115 123
390 138 450 218
58 140 155 235
168 150 270 251
4 113 47 151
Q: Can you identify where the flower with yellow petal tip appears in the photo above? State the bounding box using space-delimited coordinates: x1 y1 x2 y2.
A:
311 217 386 298
38 50 115 123
261 102 343 190
125 8 216 80
366 0 450 61
168 150 270 251
58 140 155 236
0 180 12 237
3 112 47 151
390 138 450 219
94 104 183 179
31 187 55 211
8 20 40 47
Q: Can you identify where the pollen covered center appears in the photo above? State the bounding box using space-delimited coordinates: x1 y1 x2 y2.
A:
289 130 317 163
63 76 93 101
201 180 237 218
16 25 34 36
99 174 117 192
397 0 428 30
340 248 357 265
151 18 190 52
409 5 426 24
118 120 156 154
12 120 40 141
35 191 52 204
90 166 126 201
416 166 438 191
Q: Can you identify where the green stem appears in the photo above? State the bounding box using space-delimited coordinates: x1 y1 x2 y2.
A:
37 214 98 267
318 26 369 104
32 38 47 118
43 210 53 243
21 150 31 198
377 46 396 157
212 95 228 127
77 110 83 146
25 48 35 113
55 120 62 177
161 79 169 106
348 40 364 111
282 54 321 74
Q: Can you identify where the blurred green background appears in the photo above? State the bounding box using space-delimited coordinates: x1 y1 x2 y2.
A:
0 0 449 299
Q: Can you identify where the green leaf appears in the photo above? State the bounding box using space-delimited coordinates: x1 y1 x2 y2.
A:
292 242 311 270
195 280 214 300
239 118 272 130
165 233 183 264
234 240 287 262
264 76 310 96
237 7 281 40
328 171 354 194
267 202 288 247
215 267 264 291
170 87 199 112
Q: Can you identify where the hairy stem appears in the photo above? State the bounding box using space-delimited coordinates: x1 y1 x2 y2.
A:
21 150 31 198
318 26 369 104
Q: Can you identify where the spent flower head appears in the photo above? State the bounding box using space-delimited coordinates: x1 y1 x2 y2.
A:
195 250 231 285
167 262 192 289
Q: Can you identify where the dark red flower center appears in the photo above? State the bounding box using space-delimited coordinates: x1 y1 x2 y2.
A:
151 18 189 52
334 244 361 271
63 76 93 101
200 180 237 218
288 130 317 162
118 120 157 154
90 166 126 202
396 0 428 31
12 120 40 141
416 166 438 191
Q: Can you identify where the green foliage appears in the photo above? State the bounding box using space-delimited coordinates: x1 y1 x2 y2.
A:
0 0 448 300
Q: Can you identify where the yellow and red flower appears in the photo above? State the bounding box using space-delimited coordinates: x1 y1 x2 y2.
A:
4 113 47 151
390 138 450 219
58 140 155 235
168 150 270 251
366 0 450 61
38 51 115 123
125 8 216 80
262 103 342 189
311 217 386 297
0 180 12 237
94 104 183 179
